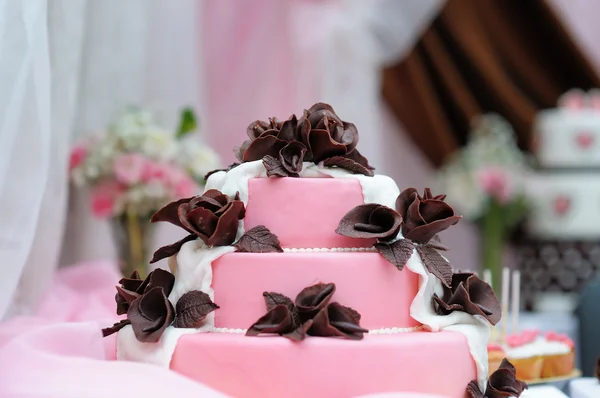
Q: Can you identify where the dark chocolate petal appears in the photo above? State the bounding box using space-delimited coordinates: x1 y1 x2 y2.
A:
102 319 131 337
432 293 465 314
375 239 414 271
416 245 453 288
295 283 336 322
242 135 287 162
487 362 528 397
150 197 194 231
138 268 176 296
173 290 219 328
263 155 293 177
127 287 174 343
307 303 367 340
404 215 462 244
395 188 419 217
427 235 449 251
322 156 374 176
149 234 197 264
118 270 143 291
115 286 140 311
308 128 347 163
335 204 401 240
247 120 272 139
206 200 245 246
245 304 305 342
465 380 485 398
278 115 298 142
234 140 252 162
234 225 283 253
419 200 456 224
186 206 219 238
279 141 306 174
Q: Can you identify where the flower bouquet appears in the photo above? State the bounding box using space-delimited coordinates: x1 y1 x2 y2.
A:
69 107 220 277
436 114 532 292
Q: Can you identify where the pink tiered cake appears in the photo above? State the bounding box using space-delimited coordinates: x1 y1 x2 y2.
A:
104 103 528 398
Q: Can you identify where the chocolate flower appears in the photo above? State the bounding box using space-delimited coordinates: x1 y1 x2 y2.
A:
396 188 462 244
433 272 501 325
150 189 246 262
467 359 528 398
235 102 373 176
104 268 176 342
307 302 367 340
127 286 175 343
335 204 402 241
246 282 367 341
114 269 174 315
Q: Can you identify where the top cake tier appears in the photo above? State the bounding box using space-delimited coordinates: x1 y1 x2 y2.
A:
244 177 374 248
534 108 600 168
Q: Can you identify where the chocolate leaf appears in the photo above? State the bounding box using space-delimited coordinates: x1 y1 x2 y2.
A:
307 302 367 340
263 155 293 177
173 290 219 328
427 235 449 251
322 156 374 177
335 204 402 240
295 283 336 322
465 380 484 398
101 319 131 337
416 245 453 288
245 304 306 342
234 225 284 253
150 234 197 264
263 291 300 326
375 239 414 271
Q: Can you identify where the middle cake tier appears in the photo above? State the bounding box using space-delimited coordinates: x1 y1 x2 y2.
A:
211 252 420 330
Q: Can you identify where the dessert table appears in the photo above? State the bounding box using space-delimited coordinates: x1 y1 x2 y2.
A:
569 378 600 398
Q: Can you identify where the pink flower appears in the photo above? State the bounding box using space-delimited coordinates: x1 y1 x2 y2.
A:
114 153 146 185
69 144 87 171
141 161 169 183
476 166 513 205
174 176 197 198
90 181 124 218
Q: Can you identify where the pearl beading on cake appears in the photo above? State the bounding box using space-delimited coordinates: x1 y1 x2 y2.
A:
282 247 377 253
210 326 424 334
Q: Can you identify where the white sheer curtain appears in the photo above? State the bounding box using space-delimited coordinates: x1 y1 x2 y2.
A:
1 0 203 320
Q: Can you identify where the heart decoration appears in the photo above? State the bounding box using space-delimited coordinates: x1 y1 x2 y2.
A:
553 195 571 217
575 131 595 149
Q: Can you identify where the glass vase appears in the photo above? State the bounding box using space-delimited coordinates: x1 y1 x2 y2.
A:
110 211 154 278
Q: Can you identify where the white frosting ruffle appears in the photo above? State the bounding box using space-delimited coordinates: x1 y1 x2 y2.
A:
116 240 234 366
117 160 491 391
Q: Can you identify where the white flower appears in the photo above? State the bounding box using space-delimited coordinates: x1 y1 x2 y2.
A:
141 128 177 161
181 143 221 179
143 180 167 199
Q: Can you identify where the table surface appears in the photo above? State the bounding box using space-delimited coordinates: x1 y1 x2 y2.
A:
569 377 600 398
522 385 569 398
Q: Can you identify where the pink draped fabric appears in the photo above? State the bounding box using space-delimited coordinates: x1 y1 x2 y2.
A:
0 262 229 398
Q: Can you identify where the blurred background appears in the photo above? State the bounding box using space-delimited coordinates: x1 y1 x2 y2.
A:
3 0 600 378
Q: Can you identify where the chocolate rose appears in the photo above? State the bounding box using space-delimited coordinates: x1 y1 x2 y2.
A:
295 282 336 323
114 269 174 315
466 359 528 398
308 302 367 340
235 103 373 176
335 204 402 241
128 286 175 343
236 115 307 162
433 272 501 325
395 188 461 244
150 189 246 263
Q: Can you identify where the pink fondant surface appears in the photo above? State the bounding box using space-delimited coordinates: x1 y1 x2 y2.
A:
213 252 419 329
171 331 475 398
244 178 375 248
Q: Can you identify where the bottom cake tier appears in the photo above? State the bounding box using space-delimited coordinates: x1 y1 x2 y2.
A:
170 331 476 398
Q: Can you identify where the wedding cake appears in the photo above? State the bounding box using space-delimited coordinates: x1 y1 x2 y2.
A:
103 103 526 398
